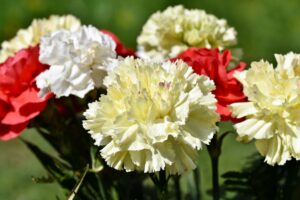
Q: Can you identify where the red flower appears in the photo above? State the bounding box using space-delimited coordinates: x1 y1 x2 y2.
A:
0 46 51 140
171 48 246 122
101 30 136 57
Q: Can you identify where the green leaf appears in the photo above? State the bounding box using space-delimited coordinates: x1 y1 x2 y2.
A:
21 139 72 180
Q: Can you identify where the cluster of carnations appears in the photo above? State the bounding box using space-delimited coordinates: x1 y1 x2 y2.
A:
1 4 300 198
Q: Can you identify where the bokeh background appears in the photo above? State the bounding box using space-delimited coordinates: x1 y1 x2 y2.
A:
1 0 300 199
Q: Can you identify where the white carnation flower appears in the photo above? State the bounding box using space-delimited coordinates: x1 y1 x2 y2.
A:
83 57 220 175
137 5 237 60
36 25 117 98
0 15 81 63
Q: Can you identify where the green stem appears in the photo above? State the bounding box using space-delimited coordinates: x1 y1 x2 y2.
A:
207 131 230 200
174 175 181 200
210 152 220 200
158 171 168 200
193 168 201 200
208 136 220 200
149 171 169 200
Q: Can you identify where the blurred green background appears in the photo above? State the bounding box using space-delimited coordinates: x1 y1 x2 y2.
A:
1 0 300 199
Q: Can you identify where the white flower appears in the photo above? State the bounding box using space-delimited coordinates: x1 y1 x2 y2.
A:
137 5 237 60
0 15 81 63
36 25 117 98
83 57 219 174
230 53 300 165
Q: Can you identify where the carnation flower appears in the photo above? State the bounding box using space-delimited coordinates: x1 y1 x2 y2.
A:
36 25 117 98
0 46 50 140
275 52 300 78
137 5 237 60
0 15 81 63
83 57 219 174
172 48 246 121
230 53 300 165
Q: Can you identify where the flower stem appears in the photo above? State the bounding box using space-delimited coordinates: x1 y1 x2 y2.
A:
210 152 220 200
149 171 169 200
193 168 201 200
207 131 230 200
158 170 168 200
208 136 220 200
174 175 181 200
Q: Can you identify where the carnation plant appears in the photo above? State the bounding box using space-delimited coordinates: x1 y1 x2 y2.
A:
1 5 300 200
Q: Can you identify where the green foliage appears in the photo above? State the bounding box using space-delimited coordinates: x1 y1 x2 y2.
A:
222 154 300 200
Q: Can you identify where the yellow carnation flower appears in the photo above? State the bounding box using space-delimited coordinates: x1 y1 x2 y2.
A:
230 54 300 165
137 5 237 60
83 57 219 174
0 15 81 63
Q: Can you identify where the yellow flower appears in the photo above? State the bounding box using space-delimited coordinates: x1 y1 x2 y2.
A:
230 54 300 165
0 15 81 63
83 57 219 174
137 5 237 60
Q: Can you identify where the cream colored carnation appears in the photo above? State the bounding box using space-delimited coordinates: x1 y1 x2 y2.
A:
0 15 81 63
230 54 300 165
36 25 117 98
137 5 237 60
275 52 300 78
83 57 219 174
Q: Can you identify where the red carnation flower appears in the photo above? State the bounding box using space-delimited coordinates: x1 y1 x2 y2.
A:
101 30 136 57
0 46 51 140
171 48 246 122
